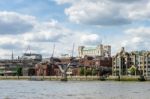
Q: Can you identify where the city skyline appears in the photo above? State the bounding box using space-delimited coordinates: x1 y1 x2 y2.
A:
0 0 150 58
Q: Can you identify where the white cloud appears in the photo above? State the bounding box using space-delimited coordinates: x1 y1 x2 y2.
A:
56 0 150 26
0 11 101 58
0 11 72 58
54 0 150 54
125 27 150 37
132 37 143 43
1 9 150 59
121 27 150 51
55 0 76 4
24 20 69 42
80 34 101 45
0 11 35 34
109 0 143 3
127 1 150 20
64 0 130 25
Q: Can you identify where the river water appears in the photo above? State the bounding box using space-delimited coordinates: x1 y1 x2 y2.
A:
0 80 150 99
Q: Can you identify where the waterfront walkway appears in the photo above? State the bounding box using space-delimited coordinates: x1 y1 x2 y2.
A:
0 76 100 81
0 75 149 81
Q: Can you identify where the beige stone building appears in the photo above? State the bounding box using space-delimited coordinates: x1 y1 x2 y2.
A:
112 47 150 76
78 44 111 58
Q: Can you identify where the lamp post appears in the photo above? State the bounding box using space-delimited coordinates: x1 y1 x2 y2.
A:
43 68 44 80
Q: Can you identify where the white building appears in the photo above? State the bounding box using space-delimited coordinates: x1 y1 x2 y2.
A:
78 44 111 58
22 53 42 61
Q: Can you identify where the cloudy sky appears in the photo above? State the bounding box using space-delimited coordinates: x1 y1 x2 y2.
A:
0 0 150 59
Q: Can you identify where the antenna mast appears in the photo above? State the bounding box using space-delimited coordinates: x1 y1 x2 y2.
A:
11 50 14 61
71 43 75 57
50 43 55 64
25 45 31 54
51 43 55 58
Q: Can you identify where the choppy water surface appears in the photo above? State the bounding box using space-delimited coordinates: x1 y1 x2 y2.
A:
0 80 150 99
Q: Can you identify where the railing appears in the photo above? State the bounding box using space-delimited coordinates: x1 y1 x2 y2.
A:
0 76 100 81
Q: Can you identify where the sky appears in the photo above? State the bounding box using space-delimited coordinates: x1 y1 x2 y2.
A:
0 0 150 59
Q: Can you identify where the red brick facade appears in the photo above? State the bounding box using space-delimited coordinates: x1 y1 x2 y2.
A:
35 56 112 76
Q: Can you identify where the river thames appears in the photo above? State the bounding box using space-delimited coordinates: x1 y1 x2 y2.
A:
0 80 150 99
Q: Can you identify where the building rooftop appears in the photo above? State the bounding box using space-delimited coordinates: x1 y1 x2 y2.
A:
131 50 147 55
83 47 96 51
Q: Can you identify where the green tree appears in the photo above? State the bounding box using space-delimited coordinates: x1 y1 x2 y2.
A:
92 68 97 76
128 65 136 75
16 66 22 76
85 69 92 76
79 67 84 76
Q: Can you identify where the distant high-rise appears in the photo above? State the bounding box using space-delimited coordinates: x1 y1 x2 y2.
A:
78 44 111 58
11 50 14 61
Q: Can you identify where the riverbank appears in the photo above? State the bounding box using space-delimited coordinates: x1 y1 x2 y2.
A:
107 76 139 81
0 76 100 81
0 76 149 81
